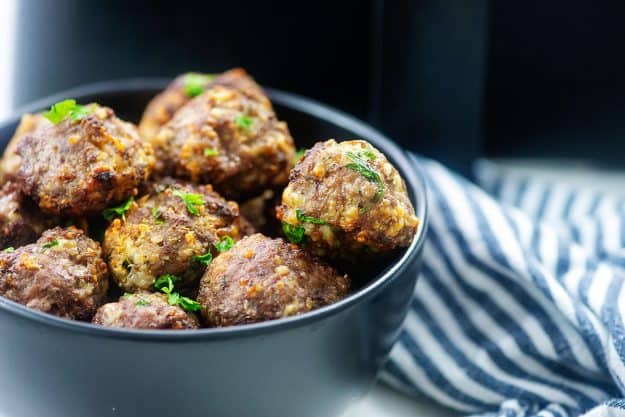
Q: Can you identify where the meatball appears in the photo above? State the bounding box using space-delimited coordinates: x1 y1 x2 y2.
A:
198 234 350 326
17 103 154 216
0 113 51 184
0 226 109 320
92 292 200 330
138 67 270 140
0 181 58 249
104 178 248 292
276 139 419 259
150 85 295 199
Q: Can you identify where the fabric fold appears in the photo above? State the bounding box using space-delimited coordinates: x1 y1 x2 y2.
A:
383 155 625 417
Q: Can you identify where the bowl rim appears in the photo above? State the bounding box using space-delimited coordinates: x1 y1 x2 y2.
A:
0 78 428 341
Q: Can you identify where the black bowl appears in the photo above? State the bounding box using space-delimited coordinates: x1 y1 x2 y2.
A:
0 80 428 417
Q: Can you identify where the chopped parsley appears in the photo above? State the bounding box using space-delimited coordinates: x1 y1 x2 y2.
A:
154 274 181 292
153 273 201 312
42 239 59 249
123 292 153 307
294 148 306 164
362 149 376 161
235 115 254 133
193 236 233 266
204 147 218 157
282 222 305 244
3 247 15 253
345 151 384 203
43 99 92 125
193 251 213 266
184 73 215 97
177 296 202 312
172 190 204 216
151 206 164 224
214 235 234 252
103 197 134 221
296 209 328 225
135 298 151 307
282 210 327 244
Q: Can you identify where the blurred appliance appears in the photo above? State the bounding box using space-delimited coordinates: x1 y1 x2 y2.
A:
6 0 625 175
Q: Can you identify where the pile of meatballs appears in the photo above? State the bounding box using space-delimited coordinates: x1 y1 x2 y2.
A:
0 68 419 330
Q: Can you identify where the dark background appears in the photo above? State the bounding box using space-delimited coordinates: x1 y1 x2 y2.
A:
11 0 625 175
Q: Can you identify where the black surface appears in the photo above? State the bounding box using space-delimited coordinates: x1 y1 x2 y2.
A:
483 1 625 166
11 0 490 175
13 1 622 176
0 81 427 417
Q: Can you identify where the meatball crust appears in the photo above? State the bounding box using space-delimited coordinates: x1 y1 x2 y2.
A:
92 292 200 330
277 139 419 259
16 105 154 217
0 181 58 249
198 234 350 326
138 67 270 140
150 85 295 199
0 226 109 320
104 178 247 292
0 113 51 184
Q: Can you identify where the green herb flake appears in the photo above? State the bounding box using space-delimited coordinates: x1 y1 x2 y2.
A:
103 197 134 222
43 99 92 125
177 296 202 312
69 104 93 120
3 247 15 253
282 222 306 244
193 251 213 266
154 274 180 293
172 190 204 216
151 206 164 224
235 115 254 133
345 151 381 182
294 148 306 164
362 149 376 161
295 209 328 225
154 273 201 312
184 73 215 97
135 298 151 307
214 235 234 252
345 151 385 203
42 239 59 249
166 291 180 306
204 147 218 157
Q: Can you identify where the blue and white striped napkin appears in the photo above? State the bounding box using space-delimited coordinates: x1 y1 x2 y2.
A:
382 155 625 417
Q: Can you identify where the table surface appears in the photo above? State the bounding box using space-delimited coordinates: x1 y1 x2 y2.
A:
345 382 456 417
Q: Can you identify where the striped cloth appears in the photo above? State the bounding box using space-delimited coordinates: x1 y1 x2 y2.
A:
381 155 625 417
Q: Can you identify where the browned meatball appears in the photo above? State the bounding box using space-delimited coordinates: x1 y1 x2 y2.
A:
277 139 419 259
92 292 200 330
150 85 295 199
0 113 51 184
103 178 248 292
198 234 350 326
0 181 58 249
17 104 154 217
138 68 270 140
0 226 109 320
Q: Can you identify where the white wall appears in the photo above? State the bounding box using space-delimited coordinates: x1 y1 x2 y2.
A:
0 0 18 120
